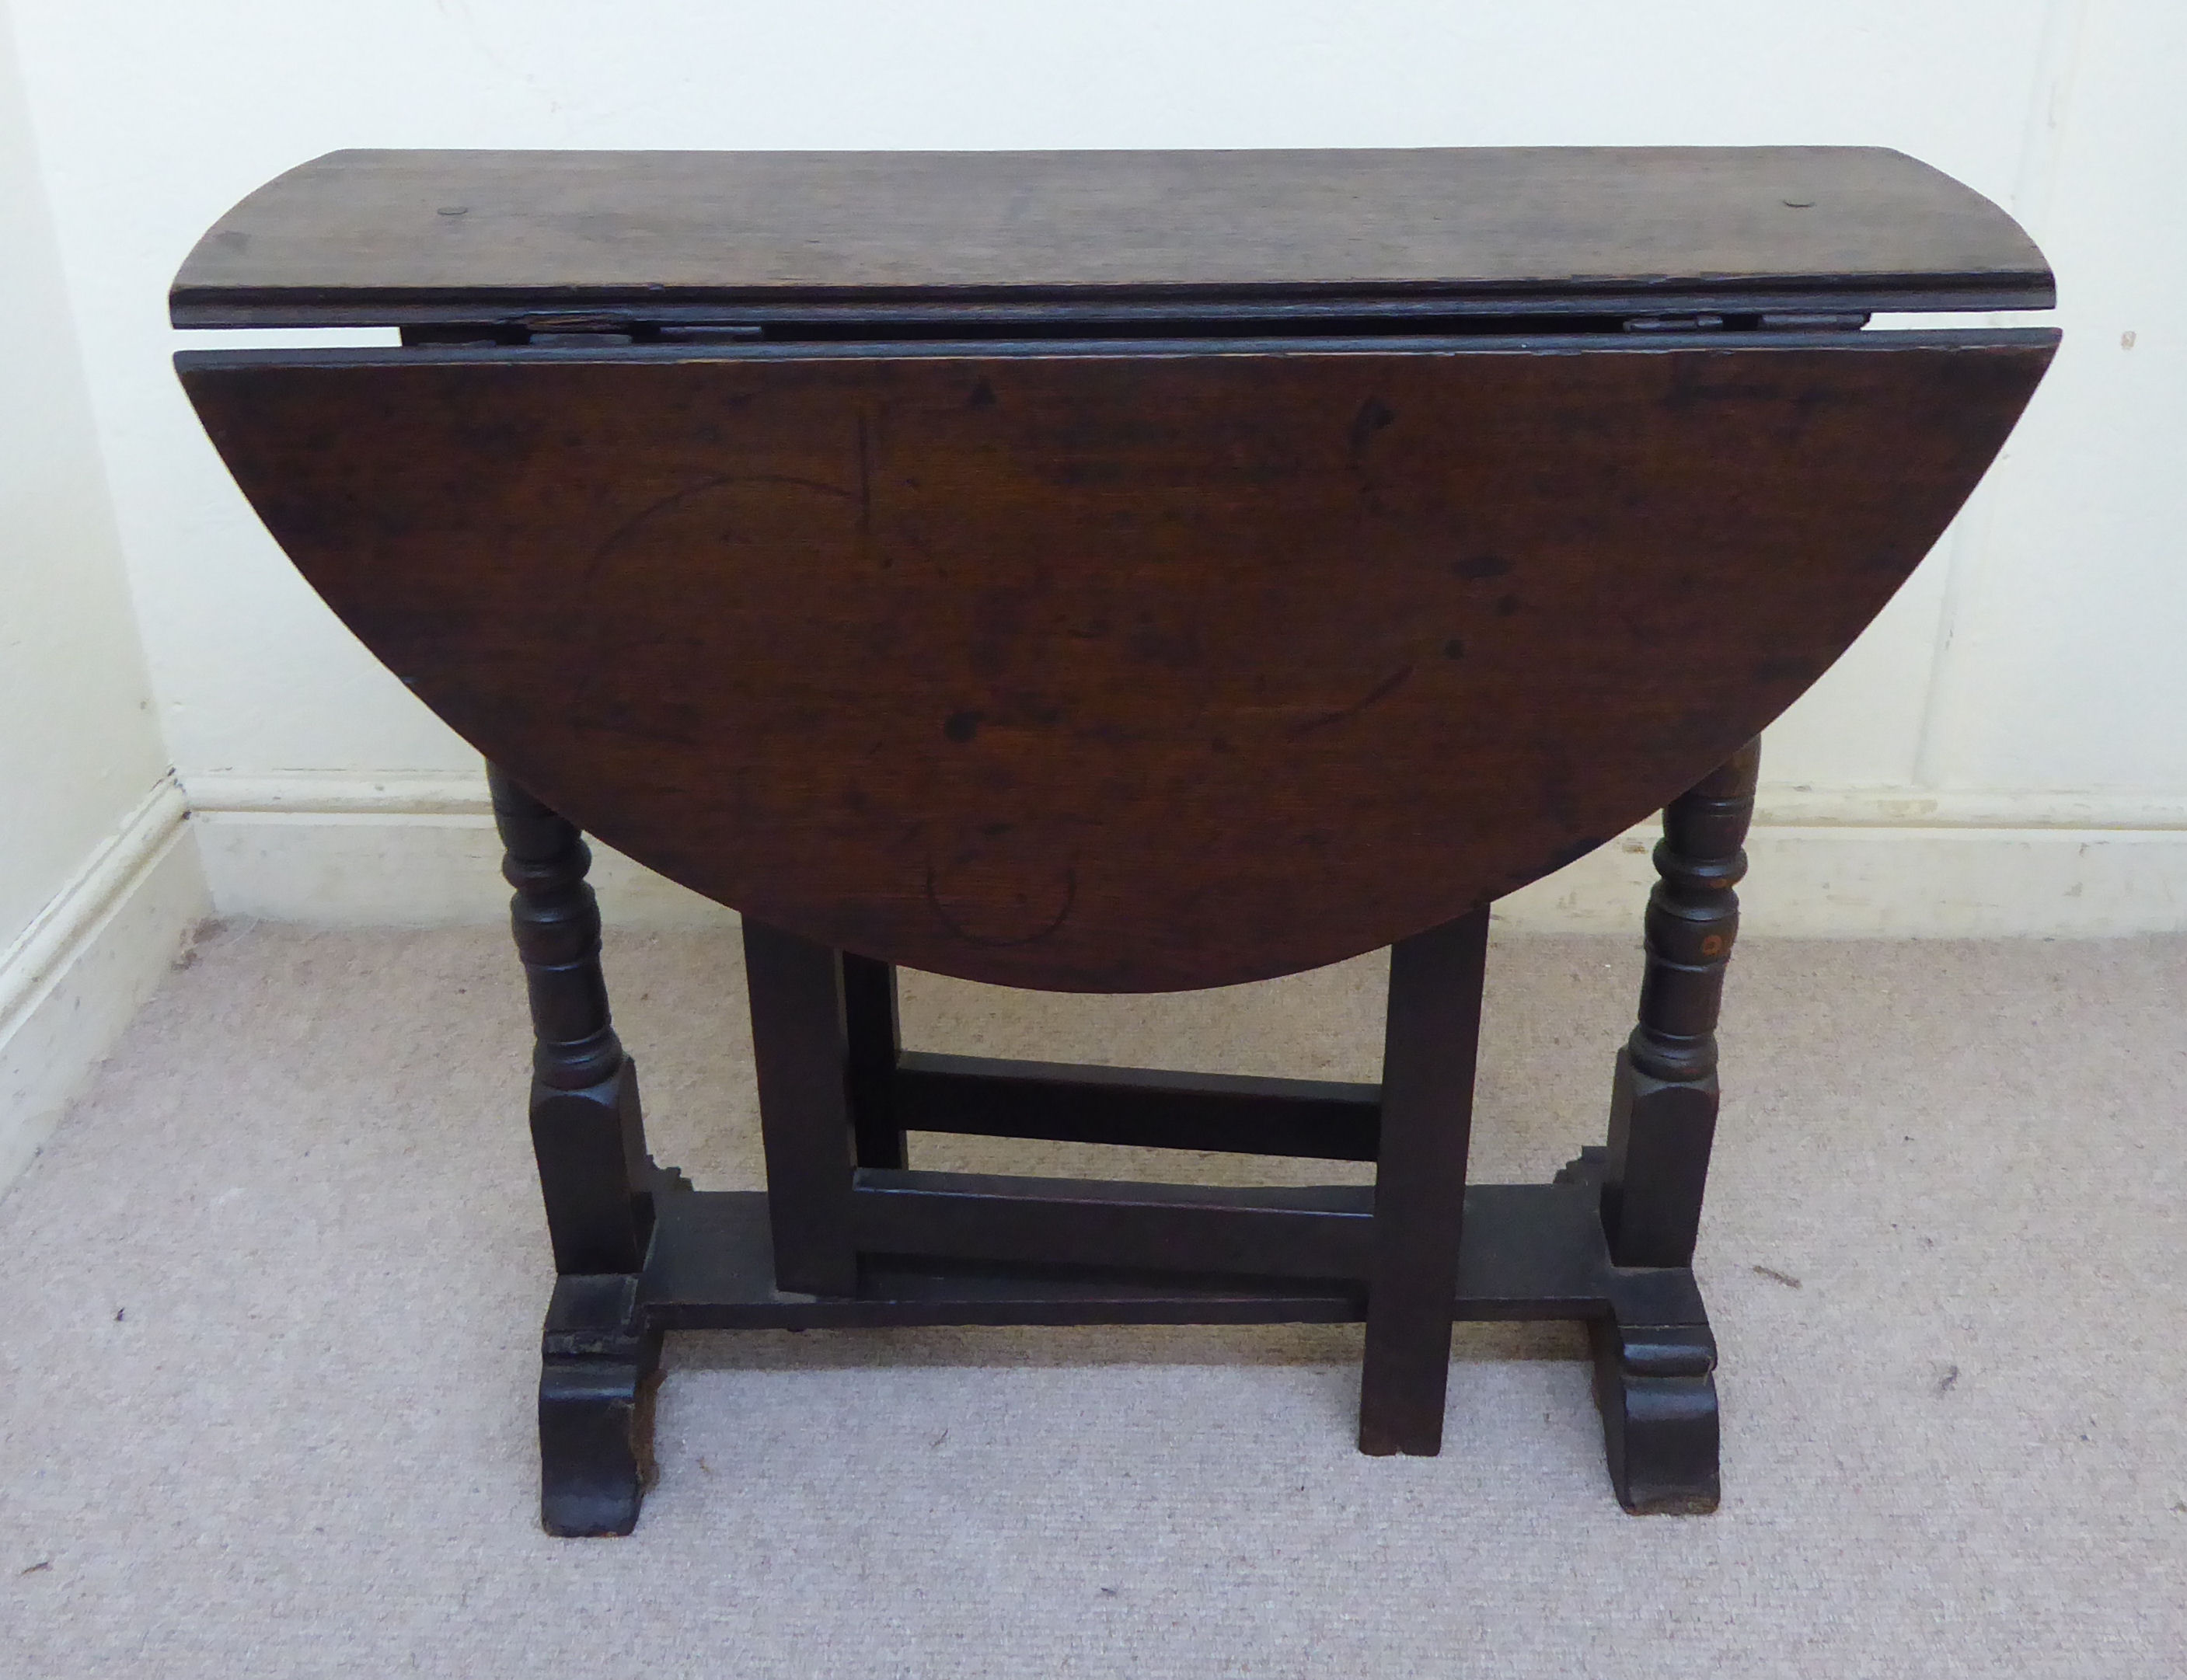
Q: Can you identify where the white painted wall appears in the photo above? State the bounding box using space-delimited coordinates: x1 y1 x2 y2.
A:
0 8 166 942
0 2 208 1190
4 0 2182 934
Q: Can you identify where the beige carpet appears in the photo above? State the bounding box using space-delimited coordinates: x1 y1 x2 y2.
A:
0 922 2181 1678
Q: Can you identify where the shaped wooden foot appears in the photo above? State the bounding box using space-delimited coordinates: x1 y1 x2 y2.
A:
1589 1317 1720 1515
540 1274 664 1537
1561 1145 1721 1513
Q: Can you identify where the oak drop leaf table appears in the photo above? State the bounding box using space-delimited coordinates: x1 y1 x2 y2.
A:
173 147 2055 1535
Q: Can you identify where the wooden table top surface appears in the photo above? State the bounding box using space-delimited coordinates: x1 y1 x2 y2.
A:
172 146 2056 989
172 147 2052 326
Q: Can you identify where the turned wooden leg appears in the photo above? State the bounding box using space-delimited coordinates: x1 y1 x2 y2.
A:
1603 738 1757 1268
489 762 661 1536
1358 906 1491 1456
1589 738 1755 1514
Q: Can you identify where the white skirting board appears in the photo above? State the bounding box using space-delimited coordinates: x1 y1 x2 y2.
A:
0 776 211 1196
8 769 2173 1200
187 772 736 931
185 770 2187 941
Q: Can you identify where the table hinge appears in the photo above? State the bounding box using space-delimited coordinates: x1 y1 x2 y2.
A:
402 315 771 349
1621 311 1869 335
1623 313 1725 333
514 312 640 346
1756 311 1871 331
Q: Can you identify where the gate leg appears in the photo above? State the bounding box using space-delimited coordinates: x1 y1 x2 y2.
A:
1358 907 1491 1456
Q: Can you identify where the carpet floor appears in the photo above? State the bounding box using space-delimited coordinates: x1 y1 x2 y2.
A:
0 922 2181 1678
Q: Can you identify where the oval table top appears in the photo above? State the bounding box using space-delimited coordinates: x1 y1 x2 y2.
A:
179 329 2053 990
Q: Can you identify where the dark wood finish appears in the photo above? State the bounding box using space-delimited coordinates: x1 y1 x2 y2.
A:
179 333 2052 990
539 1271 663 1537
586 1159 1718 1519
490 763 623 1093
1559 1148 1720 1513
1592 1318 1721 1516
842 952 905 1169
891 1051 1380 1159
1603 740 1760 1269
1359 908 1491 1456
491 766 669 1534
640 1176 1613 1330
851 1169 1373 1278
488 764 653 1276
739 918 858 1295
171 148 2052 328
178 148 2058 1535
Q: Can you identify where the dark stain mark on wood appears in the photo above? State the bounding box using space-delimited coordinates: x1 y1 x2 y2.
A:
943 710 982 743
1495 593 1522 616
1348 396 1395 456
1443 639 1466 660
1453 553 1512 579
584 474 727 583
584 471 860 587
1288 664 1414 739
923 860 1078 948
